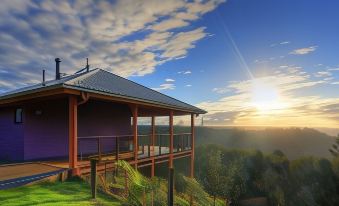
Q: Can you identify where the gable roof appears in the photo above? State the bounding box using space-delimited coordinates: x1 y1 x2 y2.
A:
0 69 206 114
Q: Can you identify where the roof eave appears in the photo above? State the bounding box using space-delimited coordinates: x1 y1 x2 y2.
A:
63 84 206 114
0 83 65 102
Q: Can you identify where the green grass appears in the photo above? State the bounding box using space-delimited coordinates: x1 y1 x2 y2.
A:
0 178 121 206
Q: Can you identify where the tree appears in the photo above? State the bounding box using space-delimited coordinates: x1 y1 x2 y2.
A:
201 149 223 206
329 134 339 157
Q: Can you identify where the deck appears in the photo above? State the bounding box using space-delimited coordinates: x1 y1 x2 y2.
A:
0 163 67 190
43 146 192 176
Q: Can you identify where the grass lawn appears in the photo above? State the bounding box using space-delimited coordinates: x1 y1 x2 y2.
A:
0 178 122 206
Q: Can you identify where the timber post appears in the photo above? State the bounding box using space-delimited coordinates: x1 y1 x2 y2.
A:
68 95 79 176
169 111 174 168
168 167 174 206
90 159 97 199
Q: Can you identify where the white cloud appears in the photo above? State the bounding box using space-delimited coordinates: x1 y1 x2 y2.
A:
280 41 290 45
212 87 230 94
270 41 290 47
152 83 175 91
178 70 192 74
290 46 317 55
165 78 175 82
314 71 332 78
152 18 189 31
186 84 192 87
0 0 225 92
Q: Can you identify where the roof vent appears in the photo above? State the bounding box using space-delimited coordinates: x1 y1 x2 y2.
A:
86 58 90 72
55 58 61 80
42 69 46 86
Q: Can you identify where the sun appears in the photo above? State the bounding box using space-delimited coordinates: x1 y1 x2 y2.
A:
250 80 287 113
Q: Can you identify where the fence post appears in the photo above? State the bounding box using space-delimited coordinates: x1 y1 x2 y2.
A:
168 167 174 206
90 159 97 199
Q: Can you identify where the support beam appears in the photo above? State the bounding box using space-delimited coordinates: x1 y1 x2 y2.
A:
151 158 155 178
132 105 138 169
151 116 155 156
68 95 78 175
190 113 195 178
90 159 97 199
168 167 174 206
169 111 174 168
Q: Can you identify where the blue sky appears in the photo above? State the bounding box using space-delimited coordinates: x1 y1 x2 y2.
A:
0 0 338 128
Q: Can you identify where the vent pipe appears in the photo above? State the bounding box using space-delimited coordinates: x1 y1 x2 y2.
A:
42 69 46 86
55 58 61 80
86 58 89 72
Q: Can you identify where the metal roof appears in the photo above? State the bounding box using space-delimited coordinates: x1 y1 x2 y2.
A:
0 69 206 114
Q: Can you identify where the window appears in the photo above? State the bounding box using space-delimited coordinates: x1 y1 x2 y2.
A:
15 108 23 123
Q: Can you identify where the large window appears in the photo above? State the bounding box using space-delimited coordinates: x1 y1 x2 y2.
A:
15 108 23 123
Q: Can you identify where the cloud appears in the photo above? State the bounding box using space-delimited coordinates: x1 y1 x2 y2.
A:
178 70 192 75
165 78 175 82
152 83 175 91
314 71 332 78
186 84 192 87
280 41 290 45
290 46 317 55
270 41 290 47
197 66 339 128
212 87 230 94
0 0 225 92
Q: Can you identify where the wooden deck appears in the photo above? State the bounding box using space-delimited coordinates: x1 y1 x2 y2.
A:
43 147 192 176
0 163 65 181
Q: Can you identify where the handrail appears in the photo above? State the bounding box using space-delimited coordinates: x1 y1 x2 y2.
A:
156 133 192 136
78 133 192 139
77 133 192 161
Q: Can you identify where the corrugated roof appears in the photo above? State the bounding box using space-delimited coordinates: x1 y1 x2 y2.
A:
0 69 206 114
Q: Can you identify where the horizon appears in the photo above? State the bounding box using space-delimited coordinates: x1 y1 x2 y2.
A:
0 0 338 128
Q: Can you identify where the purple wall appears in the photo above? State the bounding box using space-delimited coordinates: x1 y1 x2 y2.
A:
0 107 24 161
1 98 132 161
78 100 132 156
24 98 69 160
23 98 132 160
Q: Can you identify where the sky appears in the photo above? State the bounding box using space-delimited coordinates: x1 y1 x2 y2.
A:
0 0 338 128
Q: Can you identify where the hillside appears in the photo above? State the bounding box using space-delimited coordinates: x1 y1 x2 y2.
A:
195 127 337 159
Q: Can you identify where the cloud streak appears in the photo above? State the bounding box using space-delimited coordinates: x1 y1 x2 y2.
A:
290 46 317 55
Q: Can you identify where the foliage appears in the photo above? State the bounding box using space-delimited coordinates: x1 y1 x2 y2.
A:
329 135 339 157
99 160 224 206
195 144 339 206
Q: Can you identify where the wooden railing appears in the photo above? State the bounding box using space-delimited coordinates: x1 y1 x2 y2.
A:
78 133 192 161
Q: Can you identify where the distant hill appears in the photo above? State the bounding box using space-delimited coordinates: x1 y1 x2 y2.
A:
195 127 337 160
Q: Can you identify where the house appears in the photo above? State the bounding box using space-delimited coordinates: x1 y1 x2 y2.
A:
0 58 206 177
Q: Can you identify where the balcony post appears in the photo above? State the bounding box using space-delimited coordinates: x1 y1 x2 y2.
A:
69 95 79 175
190 113 195 178
132 105 138 168
151 116 155 156
169 111 174 168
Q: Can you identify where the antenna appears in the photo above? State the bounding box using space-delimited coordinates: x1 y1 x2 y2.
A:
42 69 46 86
86 58 89 72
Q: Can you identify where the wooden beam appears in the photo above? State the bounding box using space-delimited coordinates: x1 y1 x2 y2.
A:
190 113 195 178
151 116 155 156
151 158 155 178
169 111 174 168
132 105 138 169
69 95 79 175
